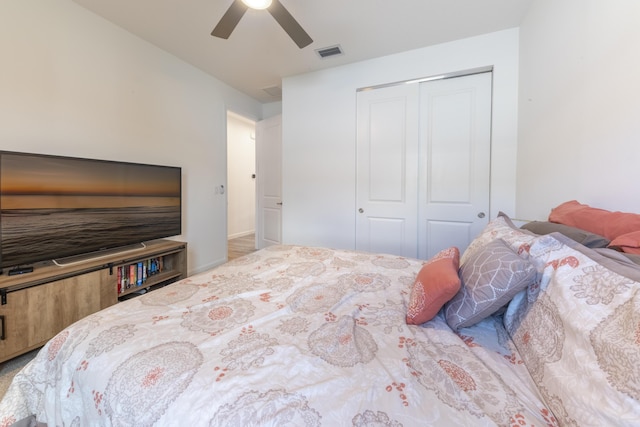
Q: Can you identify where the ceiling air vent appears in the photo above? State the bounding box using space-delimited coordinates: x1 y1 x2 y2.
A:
315 45 343 59
262 85 282 98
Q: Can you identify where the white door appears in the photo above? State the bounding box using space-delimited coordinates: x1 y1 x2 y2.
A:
355 84 420 257
255 114 282 249
356 72 492 259
418 72 492 259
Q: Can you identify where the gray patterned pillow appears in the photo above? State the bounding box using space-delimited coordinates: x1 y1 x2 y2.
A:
445 239 536 330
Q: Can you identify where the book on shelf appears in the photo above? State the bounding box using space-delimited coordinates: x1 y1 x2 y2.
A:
117 256 165 294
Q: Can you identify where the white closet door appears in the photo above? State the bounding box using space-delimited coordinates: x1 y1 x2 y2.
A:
355 84 420 257
418 72 492 259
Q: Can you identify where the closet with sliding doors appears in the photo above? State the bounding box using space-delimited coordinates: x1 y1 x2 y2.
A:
355 69 492 260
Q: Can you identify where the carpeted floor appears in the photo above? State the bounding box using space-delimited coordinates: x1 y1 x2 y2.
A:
0 348 40 400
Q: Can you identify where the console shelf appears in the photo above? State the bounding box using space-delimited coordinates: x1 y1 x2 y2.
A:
0 239 187 363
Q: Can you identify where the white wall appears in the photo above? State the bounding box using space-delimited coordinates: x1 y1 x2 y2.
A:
517 1 640 219
282 29 520 250
227 112 256 239
0 0 262 274
262 102 283 119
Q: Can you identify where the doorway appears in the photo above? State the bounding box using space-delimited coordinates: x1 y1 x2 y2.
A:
226 111 257 256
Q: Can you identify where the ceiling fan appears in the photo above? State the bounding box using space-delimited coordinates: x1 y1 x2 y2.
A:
211 0 313 49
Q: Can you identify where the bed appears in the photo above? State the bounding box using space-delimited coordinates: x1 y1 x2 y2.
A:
0 210 639 426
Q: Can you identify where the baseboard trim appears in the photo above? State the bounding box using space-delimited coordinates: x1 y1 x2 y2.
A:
228 231 255 240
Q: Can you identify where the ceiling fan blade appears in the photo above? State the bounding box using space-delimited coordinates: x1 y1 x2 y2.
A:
211 0 248 39
268 0 313 48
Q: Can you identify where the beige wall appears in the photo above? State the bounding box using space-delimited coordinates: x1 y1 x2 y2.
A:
0 0 263 274
517 0 640 219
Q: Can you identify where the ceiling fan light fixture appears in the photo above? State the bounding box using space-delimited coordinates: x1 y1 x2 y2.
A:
241 0 272 10
213 0 312 48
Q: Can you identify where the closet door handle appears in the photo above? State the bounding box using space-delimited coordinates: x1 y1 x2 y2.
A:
477 212 486 218
0 315 5 340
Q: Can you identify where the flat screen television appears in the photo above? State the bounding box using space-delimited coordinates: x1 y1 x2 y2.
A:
0 151 182 271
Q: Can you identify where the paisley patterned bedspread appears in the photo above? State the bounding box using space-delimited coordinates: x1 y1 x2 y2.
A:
0 245 554 426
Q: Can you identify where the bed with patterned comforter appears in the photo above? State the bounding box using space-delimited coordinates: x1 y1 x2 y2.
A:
0 213 638 426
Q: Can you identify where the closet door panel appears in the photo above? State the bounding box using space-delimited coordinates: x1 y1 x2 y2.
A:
418 72 492 259
356 84 419 257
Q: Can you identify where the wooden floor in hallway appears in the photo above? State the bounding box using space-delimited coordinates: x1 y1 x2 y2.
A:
228 234 257 260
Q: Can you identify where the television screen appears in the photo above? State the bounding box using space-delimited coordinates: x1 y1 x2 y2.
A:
0 151 182 270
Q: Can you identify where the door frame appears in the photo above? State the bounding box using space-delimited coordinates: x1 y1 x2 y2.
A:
357 66 493 92
226 110 258 256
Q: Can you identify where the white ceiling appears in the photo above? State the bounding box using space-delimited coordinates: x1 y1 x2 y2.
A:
72 0 532 103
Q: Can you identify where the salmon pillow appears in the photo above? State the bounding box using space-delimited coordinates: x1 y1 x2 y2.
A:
549 200 640 240
406 247 460 325
609 230 640 255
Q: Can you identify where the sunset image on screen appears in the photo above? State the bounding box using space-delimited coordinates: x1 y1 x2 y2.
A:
0 152 182 268
0 154 180 209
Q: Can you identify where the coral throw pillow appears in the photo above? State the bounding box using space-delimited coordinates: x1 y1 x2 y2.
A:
406 247 460 325
549 200 640 240
609 230 640 254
